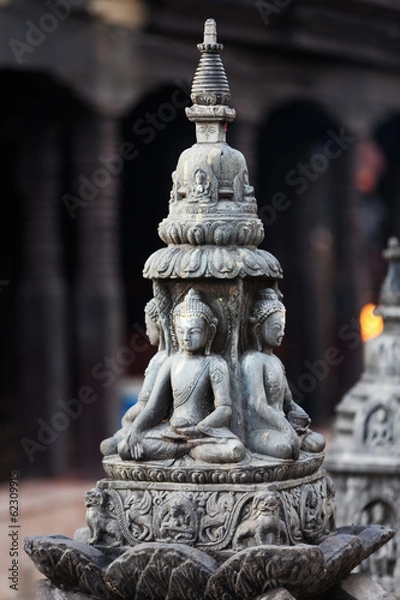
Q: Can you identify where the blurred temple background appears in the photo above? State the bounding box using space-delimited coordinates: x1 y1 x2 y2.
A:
1 0 400 480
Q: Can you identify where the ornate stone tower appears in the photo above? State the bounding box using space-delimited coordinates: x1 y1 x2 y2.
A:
24 20 394 600
326 237 400 597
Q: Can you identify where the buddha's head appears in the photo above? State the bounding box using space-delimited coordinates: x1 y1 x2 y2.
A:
144 298 163 348
250 288 286 351
173 289 217 355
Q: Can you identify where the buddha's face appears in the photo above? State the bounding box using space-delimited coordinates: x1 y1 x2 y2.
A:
145 313 160 347
174 315 209 354
261 311 285 349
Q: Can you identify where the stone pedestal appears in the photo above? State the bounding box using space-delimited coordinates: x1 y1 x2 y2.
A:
24 18 395 600
37 572 395 600
326 238 400 597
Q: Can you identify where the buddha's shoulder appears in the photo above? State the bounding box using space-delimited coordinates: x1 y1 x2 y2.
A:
208 354 228 369
241 349 263 365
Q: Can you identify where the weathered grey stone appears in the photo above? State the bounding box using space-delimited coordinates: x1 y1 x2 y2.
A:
326 237 400 597
24 17 394 600
37 580 90 600
340 572 395 600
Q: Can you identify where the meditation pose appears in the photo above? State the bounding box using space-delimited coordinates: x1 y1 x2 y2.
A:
118 289 245 464
191 169 211 202
241 288 325 460
100 298 167 456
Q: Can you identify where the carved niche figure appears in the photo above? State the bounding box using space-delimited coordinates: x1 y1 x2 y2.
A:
300 485 324 543
85 488 123 547
365 406 393 447
100 298 167 457
169 170 179 203
190 168 211 203
118 289 245 464
242 170 255 202
360 500 397 578
232 491 288 550
123 490 152 542
154 496 198 543
241 289 325 459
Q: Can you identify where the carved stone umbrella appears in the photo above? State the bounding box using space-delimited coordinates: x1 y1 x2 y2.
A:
326 237 400 597
24 19 394 600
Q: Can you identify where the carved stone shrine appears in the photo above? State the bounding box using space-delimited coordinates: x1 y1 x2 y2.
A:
25 19 394 600
326 237 400 597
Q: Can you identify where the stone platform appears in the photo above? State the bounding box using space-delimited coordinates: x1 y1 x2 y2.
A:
36 573 396 600
25 525 395 600
89 453 332 553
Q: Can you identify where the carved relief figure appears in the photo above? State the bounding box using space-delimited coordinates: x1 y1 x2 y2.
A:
85 488 123 547
360 501 397 578
124 490 152 542
232 491 288 550
169 170 179 203
190 169 211 202
118 289 245 464
300 485 324 543
242 170 255 202
100 298 167 457
155 496 198 543
200 492 235 544
241 289 325 459
365 406 393 447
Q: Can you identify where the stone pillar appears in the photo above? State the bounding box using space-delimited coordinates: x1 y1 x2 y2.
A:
18 121 68 476
72 114 123 476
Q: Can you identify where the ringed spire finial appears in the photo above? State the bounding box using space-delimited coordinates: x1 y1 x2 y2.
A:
190 18 231 107
199 18 221 50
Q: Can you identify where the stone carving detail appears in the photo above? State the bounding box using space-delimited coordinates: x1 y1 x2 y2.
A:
116 288 245 464
158 218 264 247
327 237 400 595
24 526 395 600
143 246 283 280
83 473 334 551
85 488 123 547
102 453 325 484
154 495 198 543
100 297 168 457
359 501 397 580
24 18 395 600
364 406 393 447
241 288 325 459
232 491 288 550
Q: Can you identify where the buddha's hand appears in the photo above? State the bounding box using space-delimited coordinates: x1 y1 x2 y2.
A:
287 410 311 435
128 431 144 460
174 425 203 439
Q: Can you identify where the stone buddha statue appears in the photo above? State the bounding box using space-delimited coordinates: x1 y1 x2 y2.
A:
118 289 245 464
100 298 167 457
241 288 325 459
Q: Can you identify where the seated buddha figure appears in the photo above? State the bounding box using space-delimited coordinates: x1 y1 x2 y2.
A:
241 289 325 460
118 289 245 464
100 298 167 456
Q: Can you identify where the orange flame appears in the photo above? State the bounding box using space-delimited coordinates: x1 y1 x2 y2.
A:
360 303 383 342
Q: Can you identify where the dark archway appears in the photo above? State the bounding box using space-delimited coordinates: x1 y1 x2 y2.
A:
256 100 361 423
0 69 90 477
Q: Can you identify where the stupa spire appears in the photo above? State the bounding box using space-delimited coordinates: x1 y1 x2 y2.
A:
378 237 400 316
191 18 231 107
